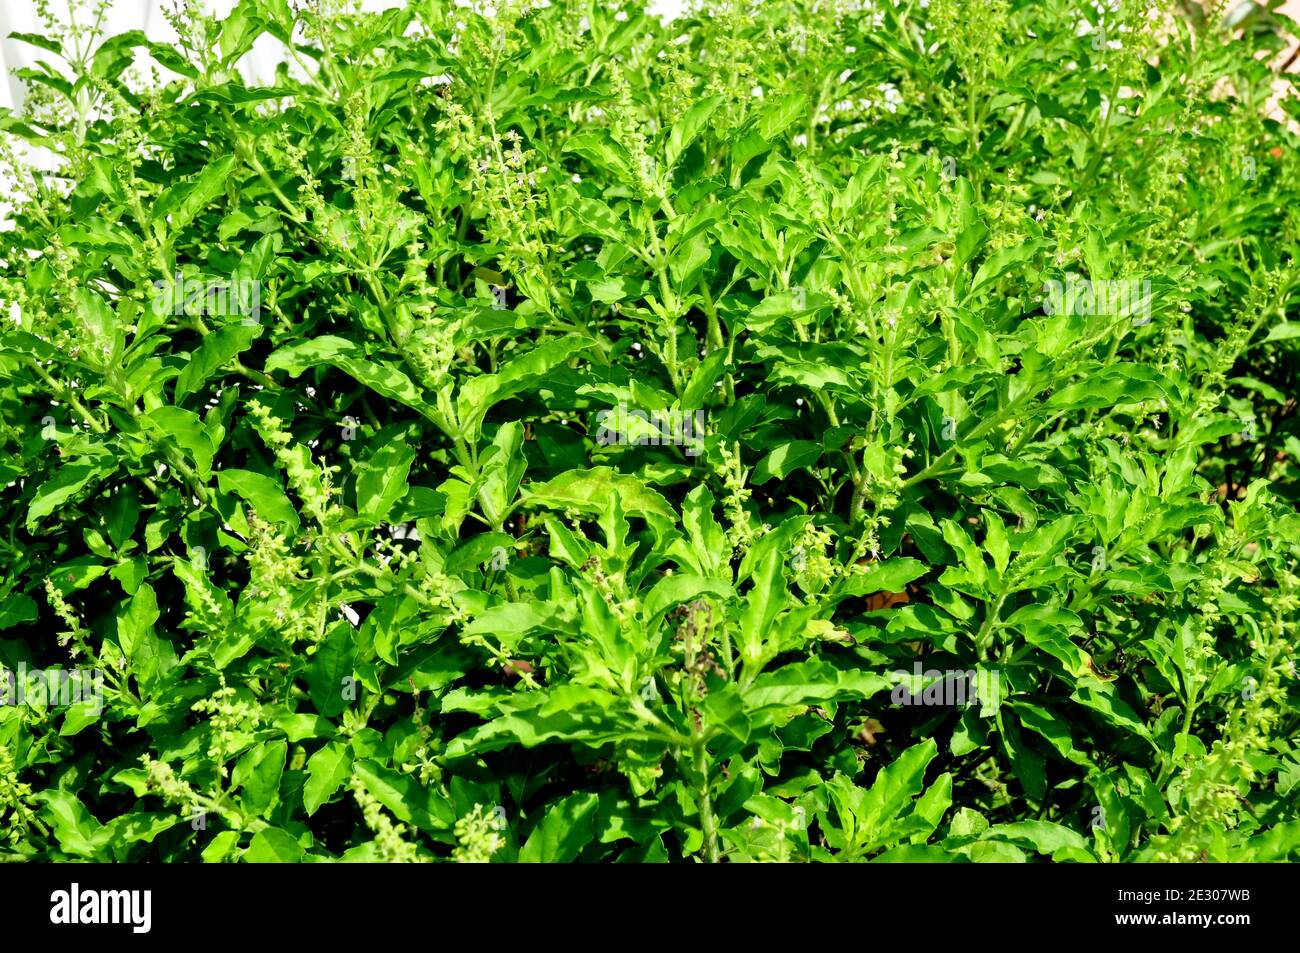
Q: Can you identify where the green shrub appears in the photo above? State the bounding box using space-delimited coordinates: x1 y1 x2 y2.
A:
1 0 1298 863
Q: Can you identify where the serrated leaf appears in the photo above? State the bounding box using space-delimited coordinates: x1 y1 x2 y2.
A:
302 742 352 816
524 466 674 520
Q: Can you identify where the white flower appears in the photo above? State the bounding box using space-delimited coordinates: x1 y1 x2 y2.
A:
878 82 902 113
614 9 628 21
838 68 854 84
751 85 765 98
793 133 808 147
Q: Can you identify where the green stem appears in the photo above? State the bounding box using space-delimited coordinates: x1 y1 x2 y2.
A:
976 592 1006 662
692 731 720 863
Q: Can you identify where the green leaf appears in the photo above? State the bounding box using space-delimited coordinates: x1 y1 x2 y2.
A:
563 130 633 180
859 739 940 838
1011 701 1092 766
244 827 304 863
236 740 287 815
834 558 929 600
152 155 238 234
302 742 353 816
524 467 674 520
356 441 414 524
666 95 724 169
9 32 64 55
460 603 569 652
457 335 595 439
985 820 1088 856
1240 820 1300 861
1264 322 1300 342
201 831 242 863
969 241 1042 294
642 574 733 621
443 686 636 758
0 593 38 630
266 336 440 424
679 484 728 577
519 792 600 862
743 661 890 714
274 713 335 743
756 92 809 140
216 469 300 530
1071 687 1154 744
147 406 216 479
739 547 787 664
352 761 454 831
751 440 822 484
310 624 356 718
116 583 177 689
1046 364 1169 411
175 324 260 400
26 454 116 531
36 790 107 859
1007 605 1091 677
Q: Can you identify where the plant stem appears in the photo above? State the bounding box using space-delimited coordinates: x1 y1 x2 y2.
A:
692 730 719 863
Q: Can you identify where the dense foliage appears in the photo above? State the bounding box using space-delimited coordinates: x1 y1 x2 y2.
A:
1 0 1299 863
